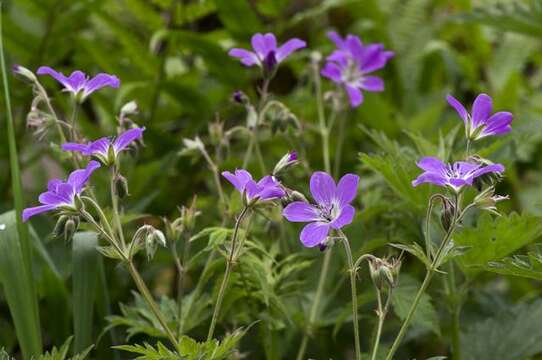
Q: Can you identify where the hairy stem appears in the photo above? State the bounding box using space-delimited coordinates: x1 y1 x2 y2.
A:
207 206 249 340
110 167 126 251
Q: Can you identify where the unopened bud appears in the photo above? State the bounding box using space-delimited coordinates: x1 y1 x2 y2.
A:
120 101 138 117
263 51 278 78
131 225 167 260
12 64 37 83
182 136 205 152
369 257 401 290
474 187 509 216
209 121 224 147
232 90 248 105
273 151 298 175
114 174 129 198
64 217 79 242
440 197 455 231
107 145 116 166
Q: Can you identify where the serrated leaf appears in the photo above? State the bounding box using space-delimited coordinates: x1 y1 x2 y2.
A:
482 243 542 281
390 242 430 267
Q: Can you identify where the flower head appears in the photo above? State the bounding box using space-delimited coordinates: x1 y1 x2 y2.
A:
228 33 306 73
321 32 394 107
412 156 505 192
61 127 145 165
283 172 359 248
447 93 513 141
273 151 298 175
36 66 120 101
222 169 285 203
22 161 101 222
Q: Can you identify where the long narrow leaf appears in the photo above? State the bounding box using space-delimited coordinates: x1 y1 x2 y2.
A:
72 232 99 354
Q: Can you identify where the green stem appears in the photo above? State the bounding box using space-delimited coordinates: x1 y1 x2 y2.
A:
333 114 346 177
127 260 180 351
0 6 42 356
446 262 462 360
313 61 330 174
109 167 126 251
200 147 225 207
69 98 79 142
207 206 249 340
370 290 385 360
339 231 361 360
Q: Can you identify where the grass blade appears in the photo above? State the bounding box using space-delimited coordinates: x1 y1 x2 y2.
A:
72 232 99 353
0 211 42 358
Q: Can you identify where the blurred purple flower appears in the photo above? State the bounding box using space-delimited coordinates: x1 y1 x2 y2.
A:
22 161 101 222
321 32 394 107
412 156 505 192
283 172 359 248
228 33 306 72
61 128 145 165
222 169 285 202
447 93 513 141
36 66 120 101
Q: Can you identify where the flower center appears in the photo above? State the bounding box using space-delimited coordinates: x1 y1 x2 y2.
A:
318 202 340 222
342 58 364 85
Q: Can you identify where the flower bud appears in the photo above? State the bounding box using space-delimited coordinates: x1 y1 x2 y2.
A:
263 51 278 78
232 90 249 105
74 195 85 212
130 225 167 260
53 215 79 242
182 136 205 152
474 187 509 216
107 145 116 166
12 64 37 83
440 197 456 231
114 174 129 199
209 121 224 147
120 101 139 117
369 257 401 290
273 151 298 175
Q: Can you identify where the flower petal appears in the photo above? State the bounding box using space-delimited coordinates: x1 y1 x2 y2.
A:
66 71 87 93
251 33 276 59
360 76 384 92
38 191 70 206
481 112 513 137
276 38 306 62
67 160 101 193
471 93 492 128
345 84 364 107
327 31 346 49
336 173 359 206
446 94 469 126
22 204 57 222
83 73 120 98
412 173 447 187
300 222 330 248
330 204 355 229
36 66 71 90
283 201 320 222
61 142 89 154
321 62 343 83
228 48 260 66
310 171 336 207
471 163 505 179
113 127 145 153
416 157 446 173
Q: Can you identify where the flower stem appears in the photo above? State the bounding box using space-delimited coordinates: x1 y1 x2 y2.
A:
200 147 225 207
207 206 249 341
333 114 346 177
313 60 331 174
339 230 361 360
110 166 127 251
370 286 393 360
446 261 462 360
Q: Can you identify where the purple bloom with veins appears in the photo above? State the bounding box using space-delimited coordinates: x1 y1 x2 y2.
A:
412 157 505 192
228 33 306 72
222 169 285 202
447 93 513 141
37 66 120 101
61 127 145 165
283 172 359 248
321 32 394 107
22 161 101 222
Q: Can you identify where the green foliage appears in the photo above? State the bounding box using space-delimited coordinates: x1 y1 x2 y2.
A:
462 299 542 360
32 336 91 360
454 213 542 274
483 243 542 280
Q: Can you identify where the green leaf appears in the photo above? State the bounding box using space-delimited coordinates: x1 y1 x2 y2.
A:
482 243 542 281
462 299 542 360
392 274 440 336
214 0 262 38
72 232 99 353
0 211 42 358
453 213 542 274
33 336 92 360
390 242 431 268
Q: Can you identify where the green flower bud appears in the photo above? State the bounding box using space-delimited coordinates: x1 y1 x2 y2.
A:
369 257 401 290
114 174 129 199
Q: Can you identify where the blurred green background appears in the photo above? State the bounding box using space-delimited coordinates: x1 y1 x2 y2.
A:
2 0 542 359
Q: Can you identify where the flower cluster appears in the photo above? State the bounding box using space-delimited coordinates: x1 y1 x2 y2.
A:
222 169 285 203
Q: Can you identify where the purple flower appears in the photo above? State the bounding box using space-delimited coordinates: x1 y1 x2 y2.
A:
222 169 285 202
283 172 359 248
273 151 298 175
447 93 513 140
61 127 145 165
36 66 120 101
412 157 505 192
228 33 306 72
321 32 394 107
22 161 101 222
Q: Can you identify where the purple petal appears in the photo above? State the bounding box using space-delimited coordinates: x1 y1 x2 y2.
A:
22 205 57 222
300 222 330 248
62 142 89 154
88 138 111 157
36 66 71 90
67 160 101 193
38 191 70 206
471 93 492 128
345 84 364 107
327 31 346 49
481 112 513 137
471 164 505 179
251 33 276 59
244 179 260 200
336 174 359 206
361 49 394 73
416 157 446 173
83 73 120 98
228 48 260 66
360 76 384 92
276 38 306 62
454 161 479 175
310 171 336 207
222 169 253 193
412 173 447 187
66 71 87 93
345 35 364 59
283 201 320 222
446 95 469 126
113 127 145 153
47 179 63 192
330 204 355 229
321 62 343 83
258 186 285 200
448 178 469 189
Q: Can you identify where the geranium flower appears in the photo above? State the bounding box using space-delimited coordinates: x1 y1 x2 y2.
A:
412 156 505 192
321 32 394 107
447 93 513 141
222 169 285 202
283 172 359 248
228 33 306 72
37 66 120 101
22 161 101 222
61 127 145 165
